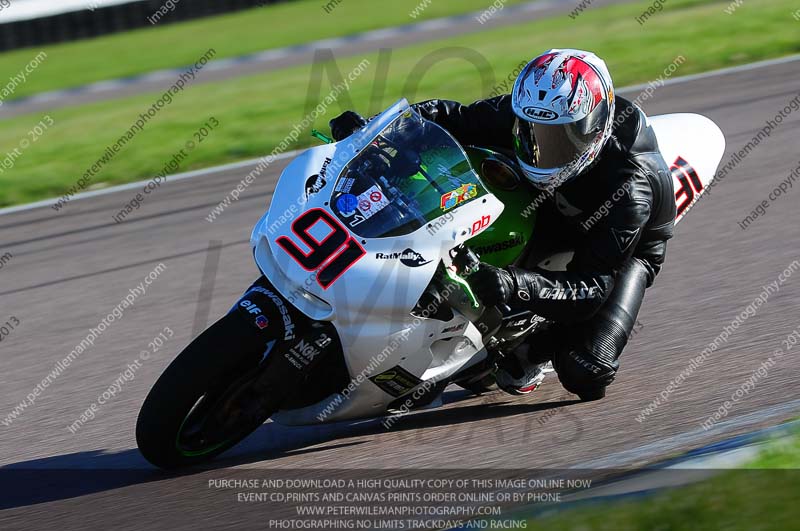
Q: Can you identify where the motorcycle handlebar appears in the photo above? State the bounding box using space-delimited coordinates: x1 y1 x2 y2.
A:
449 245 511 315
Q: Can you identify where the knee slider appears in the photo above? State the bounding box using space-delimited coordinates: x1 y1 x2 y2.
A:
553 348 618 398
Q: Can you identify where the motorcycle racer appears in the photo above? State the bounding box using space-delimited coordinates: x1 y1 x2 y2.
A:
330 49 676 401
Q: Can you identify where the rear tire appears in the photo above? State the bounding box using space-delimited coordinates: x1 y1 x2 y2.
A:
136 311 280 469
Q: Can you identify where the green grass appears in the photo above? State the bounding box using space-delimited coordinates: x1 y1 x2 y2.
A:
746 431 800 468
0 0 532 99
517 429 800 530
2 0 799 207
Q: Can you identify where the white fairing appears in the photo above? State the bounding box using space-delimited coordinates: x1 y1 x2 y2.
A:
252 104 725 424
539 112 726 271
251 100 505 425
648 113 726 223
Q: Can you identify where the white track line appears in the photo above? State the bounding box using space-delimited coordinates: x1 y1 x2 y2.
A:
0 150 300 216
620 53 800 93
572 397 800 469
2 53 799 218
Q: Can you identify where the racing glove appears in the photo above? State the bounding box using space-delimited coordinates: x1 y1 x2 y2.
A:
329 111 367 141
468 262 515 308
470 263 613 321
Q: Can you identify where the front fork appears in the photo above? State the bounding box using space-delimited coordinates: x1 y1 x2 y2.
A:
231 277 346 412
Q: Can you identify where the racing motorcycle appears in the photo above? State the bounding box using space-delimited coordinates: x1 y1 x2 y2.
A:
136 99 725 468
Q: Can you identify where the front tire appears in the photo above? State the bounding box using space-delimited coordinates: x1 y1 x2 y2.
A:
136 311 280 469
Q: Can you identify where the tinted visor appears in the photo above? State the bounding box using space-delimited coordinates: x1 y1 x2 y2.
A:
513 100 609 171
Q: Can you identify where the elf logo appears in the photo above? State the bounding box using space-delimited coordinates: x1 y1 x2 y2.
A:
239 300 262 314
538 286 600 300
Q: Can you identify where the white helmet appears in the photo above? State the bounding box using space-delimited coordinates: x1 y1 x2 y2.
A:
511 49 615 189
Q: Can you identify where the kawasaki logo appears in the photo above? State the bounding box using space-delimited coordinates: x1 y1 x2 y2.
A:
473 234 524 256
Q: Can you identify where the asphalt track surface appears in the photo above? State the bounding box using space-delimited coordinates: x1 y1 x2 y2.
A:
0 0 632 119
1 58 800 529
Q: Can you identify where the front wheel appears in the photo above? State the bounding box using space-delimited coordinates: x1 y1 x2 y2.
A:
136 311 281 469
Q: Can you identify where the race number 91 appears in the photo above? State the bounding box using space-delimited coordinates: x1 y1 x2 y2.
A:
276 208 366 289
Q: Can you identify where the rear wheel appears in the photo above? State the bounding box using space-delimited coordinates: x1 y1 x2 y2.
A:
136 311 283 469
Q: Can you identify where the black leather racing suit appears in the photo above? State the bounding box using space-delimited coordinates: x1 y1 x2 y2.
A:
412 96 677 399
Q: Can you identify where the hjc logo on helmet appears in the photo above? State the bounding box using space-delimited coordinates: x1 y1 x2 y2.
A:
511 49 615 189
523 106 559 121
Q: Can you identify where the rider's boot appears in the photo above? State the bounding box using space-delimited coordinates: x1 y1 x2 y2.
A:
495 342 553 396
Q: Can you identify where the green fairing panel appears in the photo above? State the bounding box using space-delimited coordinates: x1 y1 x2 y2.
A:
465 147 538 268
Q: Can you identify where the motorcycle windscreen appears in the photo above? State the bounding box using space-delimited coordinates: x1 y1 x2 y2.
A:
330 111 489 238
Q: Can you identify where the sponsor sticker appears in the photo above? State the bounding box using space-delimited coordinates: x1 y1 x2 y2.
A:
304 173 327 201
336 193 358 216
239 300 262 315
356 184 390 219
334 177 356 193
284 334 332 370
255 315 269 330
442 322 467 334
469 214 491 236
319 157 332 178
369 365 424 397
440 183 478 211
244 286 296 340
374 248 432 268
523 106 559 121
472 233 524 256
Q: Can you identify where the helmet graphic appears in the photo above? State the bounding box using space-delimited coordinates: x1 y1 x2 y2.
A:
511 49 615 189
